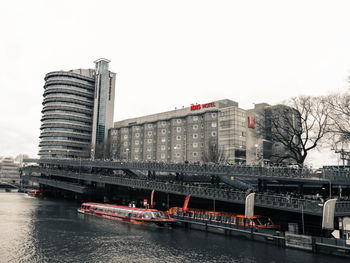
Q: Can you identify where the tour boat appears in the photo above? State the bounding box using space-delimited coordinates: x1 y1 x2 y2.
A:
78 202 175 226
27 189 43 197
168 207 280 230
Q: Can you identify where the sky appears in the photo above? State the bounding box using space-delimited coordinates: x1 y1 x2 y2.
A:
1 0 350 167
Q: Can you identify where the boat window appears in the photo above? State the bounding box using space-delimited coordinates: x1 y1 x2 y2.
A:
151 211 166 218
142 212 152 219
236 217 242 225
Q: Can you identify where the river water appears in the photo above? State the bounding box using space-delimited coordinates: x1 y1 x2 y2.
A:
0 192 347 263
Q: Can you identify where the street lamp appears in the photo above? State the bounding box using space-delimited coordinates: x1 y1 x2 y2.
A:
254 144 258 163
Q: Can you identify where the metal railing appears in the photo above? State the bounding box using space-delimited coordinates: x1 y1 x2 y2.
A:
24 158 350 184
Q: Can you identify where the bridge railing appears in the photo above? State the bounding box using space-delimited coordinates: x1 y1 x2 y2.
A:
29 158 350 184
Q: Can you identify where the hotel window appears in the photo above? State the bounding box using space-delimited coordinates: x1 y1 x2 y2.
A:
147 146 152 152
135 140 139 145
176 144 181 149
211 122 217 128
211 113 217 118
161 129 166 134
161 121 166 126
176 127 181 132
135 148 139 153
161 153 166 159
193 116 198 121
177 136 181 140
135 126 140 130
193 142 198 148
193 124 198 130
148 131 152 136
148 124 153 128
177 119 182 124
193 134 198 139
211 131 217 137
193 152 198 157
147 139 152 143
123 142 128 146
161 137 166 143
124 135 128 139
135 133 140 137
161 145 166 151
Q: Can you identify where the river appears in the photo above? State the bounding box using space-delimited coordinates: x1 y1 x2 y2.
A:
0 192 347 263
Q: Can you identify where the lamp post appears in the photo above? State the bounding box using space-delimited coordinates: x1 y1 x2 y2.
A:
254 143 258 164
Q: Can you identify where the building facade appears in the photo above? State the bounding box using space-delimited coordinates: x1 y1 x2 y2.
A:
38 59 116 159
0 157 20 184
109 99 284 164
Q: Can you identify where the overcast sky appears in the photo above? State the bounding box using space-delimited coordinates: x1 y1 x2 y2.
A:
1 0 350 167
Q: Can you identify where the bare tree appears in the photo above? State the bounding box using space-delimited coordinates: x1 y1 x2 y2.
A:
202 139 227 163
327 92 350 145
263 96 330 167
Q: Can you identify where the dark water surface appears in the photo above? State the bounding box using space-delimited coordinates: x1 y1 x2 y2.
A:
0 193 347 263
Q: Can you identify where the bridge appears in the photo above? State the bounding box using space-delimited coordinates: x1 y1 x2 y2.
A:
0 180 21 189
21 158 350 217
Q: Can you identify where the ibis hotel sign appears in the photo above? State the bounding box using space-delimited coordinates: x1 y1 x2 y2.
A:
190 102 216 111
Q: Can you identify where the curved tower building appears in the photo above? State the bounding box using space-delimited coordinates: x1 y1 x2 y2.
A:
39 59 115 159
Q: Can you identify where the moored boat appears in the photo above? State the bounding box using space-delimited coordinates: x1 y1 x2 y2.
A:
168 207 280 229
78 202 175 226
27 189 43 197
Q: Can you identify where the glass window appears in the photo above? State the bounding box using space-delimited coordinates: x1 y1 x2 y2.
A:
161 129 166 134
161 153 166 159
176 153 181 157
147 146 152 152
177 136 181 140
193 116 198 121
177 127 181 132
135 148 139 153
193 142 198 148
193 134 198 139
161 137 166 143
161 145 166 151
124 135 128 139
135 126 140 130
211 113 217 118
193 152 198 157
161 121 166 126
135 133 140 137
211 122 217 128
147 155 151 160
176 144 181 149
135 140 139 145
177 119 182 123
123 142 128 146
193 124 198 130
211 131 217 137
148 124 153 128
147 139 152 143
148 131 152 136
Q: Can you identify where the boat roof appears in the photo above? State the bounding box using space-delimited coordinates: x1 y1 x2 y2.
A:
81 202 159 212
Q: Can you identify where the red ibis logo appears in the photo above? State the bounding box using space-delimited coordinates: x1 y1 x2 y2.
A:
190 102 215 111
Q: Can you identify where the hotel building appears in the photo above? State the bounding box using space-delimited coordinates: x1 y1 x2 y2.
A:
109 99 280 164
38 59 116 159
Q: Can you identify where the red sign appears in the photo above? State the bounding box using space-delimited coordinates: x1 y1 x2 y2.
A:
190 102 215 111
248 116 255 128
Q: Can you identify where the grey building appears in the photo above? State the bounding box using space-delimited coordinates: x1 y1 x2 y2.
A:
110 99 261 164
38 59 116 159
0 157 20 184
